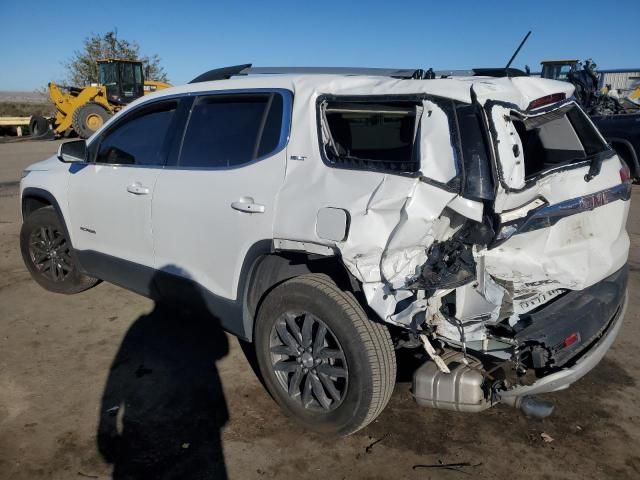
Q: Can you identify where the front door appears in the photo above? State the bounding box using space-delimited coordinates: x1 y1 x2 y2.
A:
67 99 179 289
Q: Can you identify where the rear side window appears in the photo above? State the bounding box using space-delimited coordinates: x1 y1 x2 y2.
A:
319 100 421 173
96 100 177 165
178 93 284 168
512 104 608 178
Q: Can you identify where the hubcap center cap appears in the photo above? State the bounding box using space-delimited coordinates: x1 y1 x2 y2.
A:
301 352 314 368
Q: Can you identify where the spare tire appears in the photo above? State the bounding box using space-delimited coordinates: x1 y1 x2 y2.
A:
72 102 110 139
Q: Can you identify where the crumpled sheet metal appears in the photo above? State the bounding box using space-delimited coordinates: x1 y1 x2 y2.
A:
489 104 526 190
483 200 630 295
419 100 458 184
276 85 462 291
340 176 458 287
273 83 481 326
273 74 621 330
341 178 462 327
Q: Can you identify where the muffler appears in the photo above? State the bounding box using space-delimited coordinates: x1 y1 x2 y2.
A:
412 351 556 418
412 351 490 412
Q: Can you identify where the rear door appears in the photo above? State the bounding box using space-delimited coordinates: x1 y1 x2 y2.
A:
151 90 291 311
482 98 631 310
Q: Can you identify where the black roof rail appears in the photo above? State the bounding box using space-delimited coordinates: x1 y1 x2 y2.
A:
189 64 252 83
472 67 529 77
188 65 531 83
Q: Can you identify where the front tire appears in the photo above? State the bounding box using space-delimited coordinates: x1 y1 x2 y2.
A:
254 274 396 435
20 206 98 294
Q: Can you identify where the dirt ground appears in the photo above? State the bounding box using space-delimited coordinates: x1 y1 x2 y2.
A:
0 140 639 480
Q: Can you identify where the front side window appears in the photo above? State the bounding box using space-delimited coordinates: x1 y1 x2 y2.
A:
95 101 177 166
178 92 284 168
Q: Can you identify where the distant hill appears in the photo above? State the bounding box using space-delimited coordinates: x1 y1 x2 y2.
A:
0 91 52 117
0 91 48 103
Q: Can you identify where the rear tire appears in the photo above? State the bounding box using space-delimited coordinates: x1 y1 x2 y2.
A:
20 206 98 294
72 102 110 139
254 273 396 435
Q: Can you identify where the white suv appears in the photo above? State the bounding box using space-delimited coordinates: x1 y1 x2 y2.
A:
20 65 631 435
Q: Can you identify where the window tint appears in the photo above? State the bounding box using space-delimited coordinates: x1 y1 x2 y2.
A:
179 93 283 168
96 101 177 166
320 101 420 173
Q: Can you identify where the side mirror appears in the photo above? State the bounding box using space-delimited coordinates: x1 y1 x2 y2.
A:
57 140 87 163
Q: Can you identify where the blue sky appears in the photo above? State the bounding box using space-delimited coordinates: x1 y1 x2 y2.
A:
1 0 637 90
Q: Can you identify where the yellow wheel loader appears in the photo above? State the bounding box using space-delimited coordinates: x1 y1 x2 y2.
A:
33 59 170 139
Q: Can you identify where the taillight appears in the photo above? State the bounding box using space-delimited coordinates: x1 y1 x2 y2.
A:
620 163 632 183
527 93 566 110
564 332 580 348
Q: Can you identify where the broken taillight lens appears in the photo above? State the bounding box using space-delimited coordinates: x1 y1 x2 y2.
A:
620 164 632 183
527 93 566 110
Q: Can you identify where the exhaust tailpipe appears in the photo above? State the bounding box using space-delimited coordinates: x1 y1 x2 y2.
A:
501 395 555 419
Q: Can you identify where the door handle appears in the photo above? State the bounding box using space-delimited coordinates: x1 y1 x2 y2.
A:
231 197 265 213
126 183 150 195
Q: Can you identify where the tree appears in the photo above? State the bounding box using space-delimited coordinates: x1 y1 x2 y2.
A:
64 30 169 86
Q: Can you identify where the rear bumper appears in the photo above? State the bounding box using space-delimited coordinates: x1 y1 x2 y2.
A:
500 291 627 398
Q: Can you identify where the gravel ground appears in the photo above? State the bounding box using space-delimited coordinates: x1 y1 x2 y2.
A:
0 140 639 479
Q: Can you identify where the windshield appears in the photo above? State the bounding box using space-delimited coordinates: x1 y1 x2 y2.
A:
542 64 574 81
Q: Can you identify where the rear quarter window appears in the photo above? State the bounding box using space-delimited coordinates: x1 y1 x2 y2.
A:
318 100 421 174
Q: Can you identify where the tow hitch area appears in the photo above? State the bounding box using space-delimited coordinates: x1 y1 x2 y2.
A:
410 267 627 418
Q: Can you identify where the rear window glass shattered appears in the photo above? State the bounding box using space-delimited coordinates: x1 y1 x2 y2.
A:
319 101 422 173
512 104 608 178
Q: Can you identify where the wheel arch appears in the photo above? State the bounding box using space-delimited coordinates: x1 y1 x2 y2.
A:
22 193 51 219
21 188 76 253
240 247 358 342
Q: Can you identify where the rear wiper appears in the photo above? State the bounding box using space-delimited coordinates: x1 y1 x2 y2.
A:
584 152 606 182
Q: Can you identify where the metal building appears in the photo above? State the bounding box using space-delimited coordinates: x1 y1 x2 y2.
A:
599 69 640 92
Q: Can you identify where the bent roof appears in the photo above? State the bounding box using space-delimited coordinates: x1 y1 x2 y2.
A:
131 73 574 112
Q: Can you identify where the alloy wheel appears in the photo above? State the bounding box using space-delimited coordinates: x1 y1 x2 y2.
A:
28 226 73 282
269 311 348 411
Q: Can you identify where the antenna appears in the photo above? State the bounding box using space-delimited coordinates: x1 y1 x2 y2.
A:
505 31 532 77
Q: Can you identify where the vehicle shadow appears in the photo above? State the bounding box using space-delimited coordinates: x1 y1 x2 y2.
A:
97 267 230 479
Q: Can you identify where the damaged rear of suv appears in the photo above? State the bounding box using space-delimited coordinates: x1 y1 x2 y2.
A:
283 72 630 426
20 66 631 435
